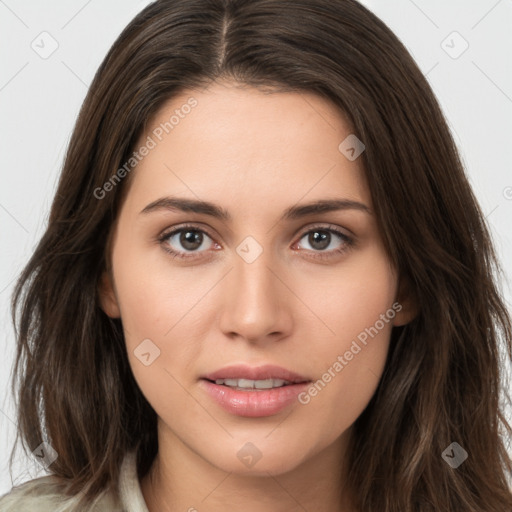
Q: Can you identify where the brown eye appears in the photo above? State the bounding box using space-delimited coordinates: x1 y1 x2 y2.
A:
159 226 216 258
296 227 352 255
305 230 331 251
178 230 204 251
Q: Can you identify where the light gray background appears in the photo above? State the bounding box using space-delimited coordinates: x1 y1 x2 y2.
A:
1 0 511 493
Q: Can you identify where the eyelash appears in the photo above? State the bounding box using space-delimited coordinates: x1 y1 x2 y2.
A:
157 223 354 261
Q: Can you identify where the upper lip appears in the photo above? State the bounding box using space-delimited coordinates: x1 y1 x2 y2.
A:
202 364 311 383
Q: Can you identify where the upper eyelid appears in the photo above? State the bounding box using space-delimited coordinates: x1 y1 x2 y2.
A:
160 223 216 241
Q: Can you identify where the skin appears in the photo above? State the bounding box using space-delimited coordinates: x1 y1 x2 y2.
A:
99 80 416 512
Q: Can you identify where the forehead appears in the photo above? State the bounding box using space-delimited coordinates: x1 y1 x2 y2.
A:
122 81 371 216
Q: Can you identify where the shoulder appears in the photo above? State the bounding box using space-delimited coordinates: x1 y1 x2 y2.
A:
0 475 121 512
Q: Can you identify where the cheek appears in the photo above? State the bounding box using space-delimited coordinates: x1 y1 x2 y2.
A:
294 240 396 346
111 234 209 341
110 242 216 398
292 245 396 431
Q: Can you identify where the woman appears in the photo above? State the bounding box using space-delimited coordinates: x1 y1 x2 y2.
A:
1 0 511 510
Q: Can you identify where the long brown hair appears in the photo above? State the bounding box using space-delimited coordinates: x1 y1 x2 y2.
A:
6 0 512 510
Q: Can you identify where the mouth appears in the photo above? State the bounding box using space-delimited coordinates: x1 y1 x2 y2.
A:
199 364 312 417
201 363 310 383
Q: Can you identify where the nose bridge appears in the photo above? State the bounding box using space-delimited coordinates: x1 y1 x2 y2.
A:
219 242 290 342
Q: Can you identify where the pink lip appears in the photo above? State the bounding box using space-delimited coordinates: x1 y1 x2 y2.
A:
200 364 311 417
201 364 310 383
200 380 310 417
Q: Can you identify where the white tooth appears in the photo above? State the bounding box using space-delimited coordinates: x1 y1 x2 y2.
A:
237 379 255 388
255 378 283 389
215 378 291 389
254 379 274 389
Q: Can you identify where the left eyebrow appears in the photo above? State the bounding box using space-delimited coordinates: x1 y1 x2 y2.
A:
139 196 372 221
282 198 372 220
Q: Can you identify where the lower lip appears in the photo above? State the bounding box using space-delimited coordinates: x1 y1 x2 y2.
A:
200 379 310 417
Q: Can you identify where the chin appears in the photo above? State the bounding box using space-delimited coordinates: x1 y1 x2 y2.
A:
204 441 311 477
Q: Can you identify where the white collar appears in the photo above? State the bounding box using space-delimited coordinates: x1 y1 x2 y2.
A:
118 451 150 512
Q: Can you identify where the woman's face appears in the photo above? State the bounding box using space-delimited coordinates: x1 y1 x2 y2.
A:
99 80 414 477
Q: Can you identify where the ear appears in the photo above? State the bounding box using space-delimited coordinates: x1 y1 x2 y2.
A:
392 275 418 327
98 270 121 318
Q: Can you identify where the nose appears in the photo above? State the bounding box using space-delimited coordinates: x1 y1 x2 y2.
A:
218 249 293 344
